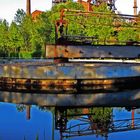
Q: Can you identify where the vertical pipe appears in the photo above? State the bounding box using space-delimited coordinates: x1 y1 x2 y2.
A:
133 0 138 16
131 109 135 128
26 0 31 16
26 105 31 120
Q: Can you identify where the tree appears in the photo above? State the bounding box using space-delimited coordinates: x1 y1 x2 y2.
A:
62 2 115 44
14 9 26 25
117 17 140 45
20 16 33 52
0 19 9 57
118 27 139 45
8 22 24 57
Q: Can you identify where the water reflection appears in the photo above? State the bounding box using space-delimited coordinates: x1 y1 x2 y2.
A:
55 107 112 140
1 88 140 107
1 103 140 140
54 107 140 140
0 87 140 139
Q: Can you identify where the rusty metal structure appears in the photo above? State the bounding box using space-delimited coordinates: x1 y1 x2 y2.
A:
1 61 140 89
74 0 117 11
1 75 140 93
55 8 139 46
0 0 138 100
51 0 117 12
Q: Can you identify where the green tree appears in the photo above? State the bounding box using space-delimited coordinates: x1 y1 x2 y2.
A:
32 12 53 53
84 3 114 44
118 27 139 45
117 16 140 45
8 22 24 57
16 104 26 112
14 9 26 25
20 16 33 52
0 19 9 57
52 2 115 45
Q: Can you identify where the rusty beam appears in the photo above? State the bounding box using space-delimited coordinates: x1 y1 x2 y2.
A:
1 76 140 85
45 45 140 59
0 76 140 93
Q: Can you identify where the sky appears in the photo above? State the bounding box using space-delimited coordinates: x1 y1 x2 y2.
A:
0 0 139 23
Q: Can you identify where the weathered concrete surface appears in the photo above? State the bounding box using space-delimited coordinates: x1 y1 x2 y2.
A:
46 45 140 58
1 89 140 107
0 62 140 79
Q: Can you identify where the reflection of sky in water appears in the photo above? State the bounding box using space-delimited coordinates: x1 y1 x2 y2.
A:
0 103 53 140
110 108 140 140
0 103 140 140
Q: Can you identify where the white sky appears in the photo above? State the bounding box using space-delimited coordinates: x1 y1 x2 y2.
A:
0 0 139 23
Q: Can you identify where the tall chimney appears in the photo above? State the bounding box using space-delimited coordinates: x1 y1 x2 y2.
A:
133 0 138 16
26 0 31 15
26 105 31 120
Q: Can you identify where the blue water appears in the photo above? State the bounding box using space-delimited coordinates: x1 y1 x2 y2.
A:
0 103 140 140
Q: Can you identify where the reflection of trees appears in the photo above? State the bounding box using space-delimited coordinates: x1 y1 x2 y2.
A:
88 108 112 137
16 104 26 112
16 104 31 120
89 107 112 124
55 107 113 139
38 106 55 114
65 107 112 123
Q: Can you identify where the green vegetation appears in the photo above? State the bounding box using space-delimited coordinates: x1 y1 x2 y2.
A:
0 1 139 58
67 107 112 122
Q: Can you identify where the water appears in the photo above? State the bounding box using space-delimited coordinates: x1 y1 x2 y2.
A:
0 101 140 140
0 70 140 140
